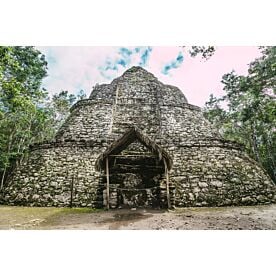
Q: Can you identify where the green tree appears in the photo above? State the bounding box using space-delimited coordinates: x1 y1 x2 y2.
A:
188 46 216 60
182 46 216 60
51 90 77 131
0 46 51 189
49 89 87 131
204 46 276 182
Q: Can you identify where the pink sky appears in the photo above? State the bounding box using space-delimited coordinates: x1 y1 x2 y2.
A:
38 46 262 107
151 47 262 106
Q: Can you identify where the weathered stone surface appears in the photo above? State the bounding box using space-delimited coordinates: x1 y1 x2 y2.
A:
1 66 275 208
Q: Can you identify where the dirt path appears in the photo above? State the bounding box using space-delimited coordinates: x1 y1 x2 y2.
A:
0 204 276 230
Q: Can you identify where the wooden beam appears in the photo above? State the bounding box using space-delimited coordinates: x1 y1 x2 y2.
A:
106 157 110 210
109 154 155 157
70 175 74 208
164 161 171 209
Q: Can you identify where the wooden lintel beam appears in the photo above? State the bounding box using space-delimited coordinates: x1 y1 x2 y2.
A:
105 157 110 210
164 160 171 209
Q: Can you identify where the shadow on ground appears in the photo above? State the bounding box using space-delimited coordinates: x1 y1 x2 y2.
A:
0 205 275 230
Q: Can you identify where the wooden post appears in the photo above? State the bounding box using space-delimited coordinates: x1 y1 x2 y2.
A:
164 161 171 209
106 157 110 210
70 176 74 208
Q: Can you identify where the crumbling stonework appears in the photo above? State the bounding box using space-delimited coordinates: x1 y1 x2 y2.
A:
1 66 275 208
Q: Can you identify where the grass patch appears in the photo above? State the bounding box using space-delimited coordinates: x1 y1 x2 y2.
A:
56 207 100 214
0 205 100 229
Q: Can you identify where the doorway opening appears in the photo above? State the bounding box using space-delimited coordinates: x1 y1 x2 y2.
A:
95 127 173 209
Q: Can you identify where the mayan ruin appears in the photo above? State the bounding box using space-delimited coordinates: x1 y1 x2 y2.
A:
1 66 275 209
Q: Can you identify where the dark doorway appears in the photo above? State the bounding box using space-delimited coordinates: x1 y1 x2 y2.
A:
95 127 173 209
106 152 165 208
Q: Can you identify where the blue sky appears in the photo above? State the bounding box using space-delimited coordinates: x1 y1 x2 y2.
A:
98 46 181 80
162 52 184 75
37 46 261 107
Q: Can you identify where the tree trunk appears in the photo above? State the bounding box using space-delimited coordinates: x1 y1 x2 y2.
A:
0 166 7 191
266 133 276 181
251 122 261 163
1 131 15 190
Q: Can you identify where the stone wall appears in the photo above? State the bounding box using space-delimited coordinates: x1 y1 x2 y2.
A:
170 145 276 207
55 101 113 141
1 142 105 207
54 66 203 143
1 66 275 208
2 137 275 208
54 88 218 144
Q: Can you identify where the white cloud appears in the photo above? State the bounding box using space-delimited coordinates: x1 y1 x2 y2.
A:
37 46 262 107
37 46 119 96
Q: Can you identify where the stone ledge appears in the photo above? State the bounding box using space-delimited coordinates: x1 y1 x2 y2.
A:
29 139 107 151
70 99 113 112
70 98 201 113
29 138 243 152
178 138 244 150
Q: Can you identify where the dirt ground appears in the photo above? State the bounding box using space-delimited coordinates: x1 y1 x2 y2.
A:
0 204 276 230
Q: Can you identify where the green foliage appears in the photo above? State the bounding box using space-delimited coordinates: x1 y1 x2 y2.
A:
204 46 276 182
50 90 85 131
181 46 216 60
188 46 216 60
0 46 89 190
0 47 55 189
